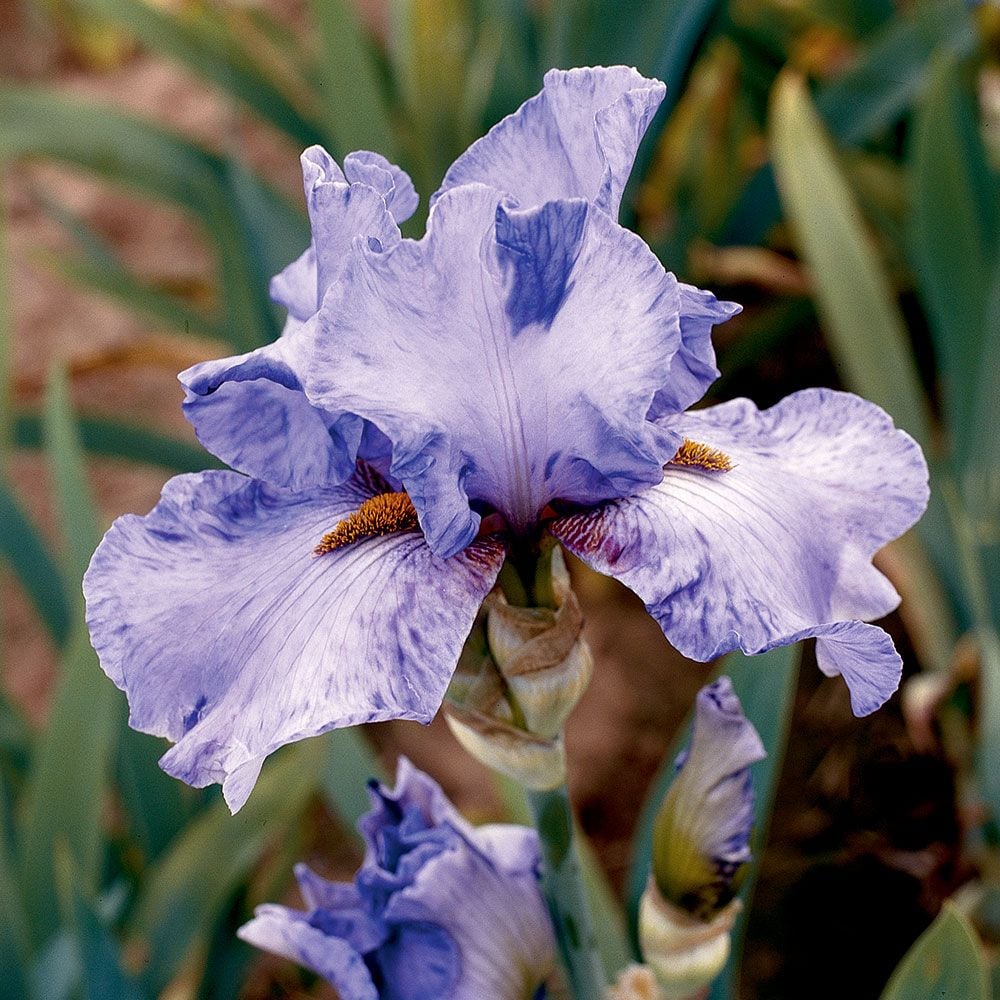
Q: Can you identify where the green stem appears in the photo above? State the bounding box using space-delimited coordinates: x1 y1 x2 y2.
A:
527 785 606 1000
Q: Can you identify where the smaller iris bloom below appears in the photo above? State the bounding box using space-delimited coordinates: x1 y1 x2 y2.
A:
237 757 555 1000
84 66 929 811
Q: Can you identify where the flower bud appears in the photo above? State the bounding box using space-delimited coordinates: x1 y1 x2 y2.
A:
444 546 591 789
238 758 556 1000
636 677 764 999
651 677 764 917
606 963 666 1000
638 880 741 1000
445 687 568 791
488 546 593 738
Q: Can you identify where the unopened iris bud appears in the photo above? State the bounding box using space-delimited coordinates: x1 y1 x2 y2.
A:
638 886 741 1000
638 677 765 998
488 546 593 738
445 664 569 790
445 546 592 789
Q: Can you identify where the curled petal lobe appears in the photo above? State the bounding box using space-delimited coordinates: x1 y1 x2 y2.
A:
343 149 420 223
83 470 504 810
648 283 740 419
269 145 414 320
307 184 687 557
269 147 415 319
300 145 404 297
552 389 929 715
812 620 905 717
182 145 416 490
238 907 379 1000
435 66 665 218
180 321 363 491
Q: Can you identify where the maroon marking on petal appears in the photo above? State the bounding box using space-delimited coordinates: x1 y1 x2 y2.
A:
550 510 610 557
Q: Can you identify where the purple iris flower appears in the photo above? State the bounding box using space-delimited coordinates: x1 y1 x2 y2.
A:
84 66 928 811
237 757 555 1000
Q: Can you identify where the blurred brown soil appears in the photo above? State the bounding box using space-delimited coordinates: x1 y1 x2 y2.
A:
0 5 964 998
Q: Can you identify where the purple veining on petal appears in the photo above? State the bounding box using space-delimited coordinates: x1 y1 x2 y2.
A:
305 183 699 557
553 388 929 715
83 471 504 810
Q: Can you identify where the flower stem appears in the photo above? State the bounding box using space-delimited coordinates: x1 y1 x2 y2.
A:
527 784 606 1000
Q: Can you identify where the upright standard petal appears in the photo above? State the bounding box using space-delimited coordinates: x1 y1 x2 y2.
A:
180 318 364 492
435 66 665 218
83 469 504 810
300 145 408 295
647 283 740 419
181 145 416 490
269 146 416 319
552 389 929 715
307 184 688 558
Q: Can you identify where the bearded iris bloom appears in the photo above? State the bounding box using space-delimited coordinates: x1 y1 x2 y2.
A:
84 66 929 811
238 757 555 999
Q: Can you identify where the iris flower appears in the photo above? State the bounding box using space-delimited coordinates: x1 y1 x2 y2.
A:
238 757 555 999
84 67 928 810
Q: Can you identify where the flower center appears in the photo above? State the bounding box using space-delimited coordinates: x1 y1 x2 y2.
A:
315 492 420 555
669 439 733 472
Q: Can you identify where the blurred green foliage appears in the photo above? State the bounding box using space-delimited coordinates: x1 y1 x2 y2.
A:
878 902 990 1000
1 0 998 996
